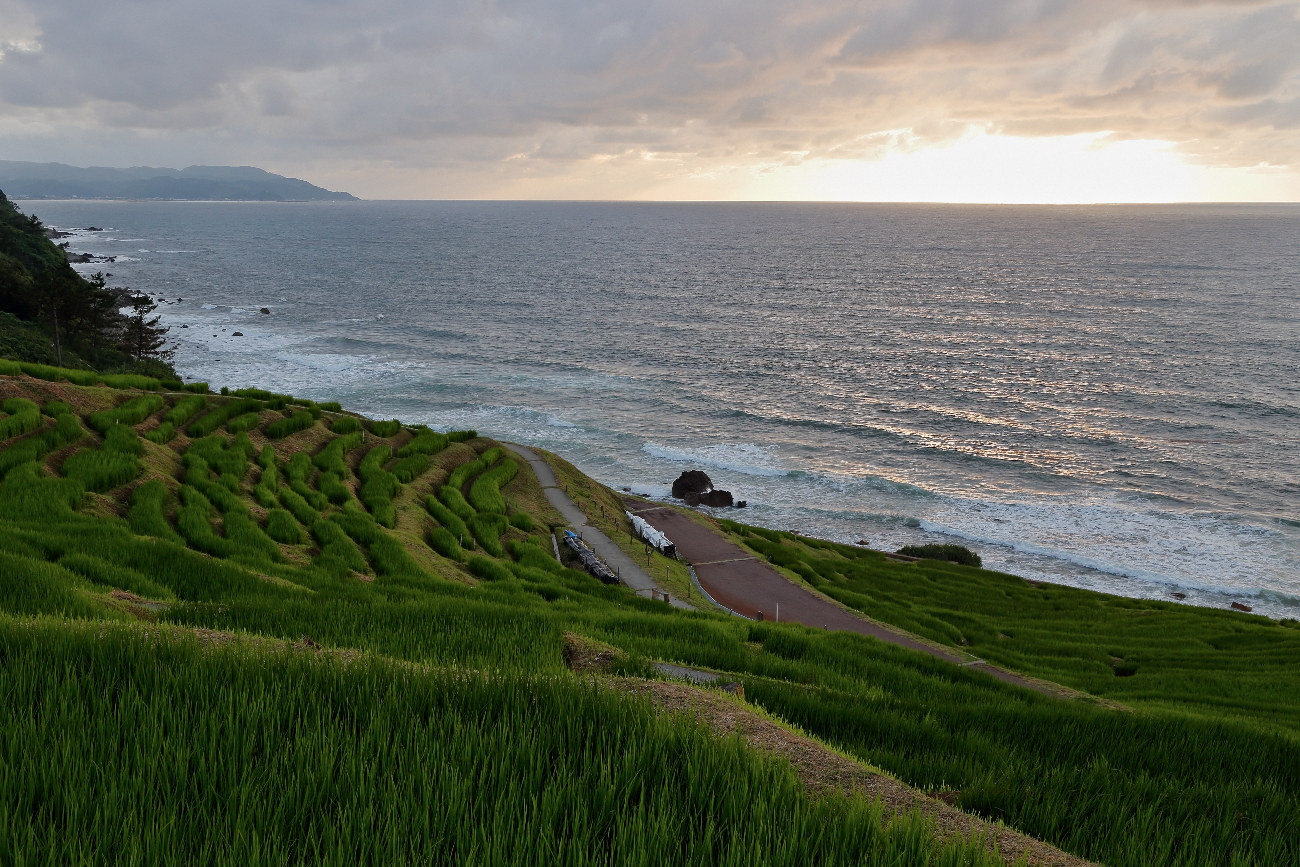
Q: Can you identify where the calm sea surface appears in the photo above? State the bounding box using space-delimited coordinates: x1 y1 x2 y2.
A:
23 200 1300 617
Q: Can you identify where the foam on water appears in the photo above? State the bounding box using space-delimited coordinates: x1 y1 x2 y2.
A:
642 442 790 478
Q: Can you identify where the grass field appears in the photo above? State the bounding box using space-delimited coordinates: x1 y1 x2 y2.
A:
1 366 1297 866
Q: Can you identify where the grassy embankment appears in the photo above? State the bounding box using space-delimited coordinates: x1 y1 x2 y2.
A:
1 363 1298 866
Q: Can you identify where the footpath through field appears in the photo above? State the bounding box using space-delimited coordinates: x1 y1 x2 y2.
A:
503 444 693 610
625 501 1054 695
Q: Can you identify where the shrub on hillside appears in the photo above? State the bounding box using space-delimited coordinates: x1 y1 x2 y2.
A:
896 543 982 568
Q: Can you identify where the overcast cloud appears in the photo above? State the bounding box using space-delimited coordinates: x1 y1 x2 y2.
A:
1 0 1297 197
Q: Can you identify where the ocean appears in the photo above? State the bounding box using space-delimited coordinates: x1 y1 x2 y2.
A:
22 199 1300 619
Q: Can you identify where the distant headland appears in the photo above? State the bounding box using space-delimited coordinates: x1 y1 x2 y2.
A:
0 161 358 202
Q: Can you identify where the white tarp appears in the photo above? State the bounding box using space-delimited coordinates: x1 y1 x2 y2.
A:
626 511 676 556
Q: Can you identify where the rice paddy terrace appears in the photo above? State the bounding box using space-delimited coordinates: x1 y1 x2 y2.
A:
1 360 1297 866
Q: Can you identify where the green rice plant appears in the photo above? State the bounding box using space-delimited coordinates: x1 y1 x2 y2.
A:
329 415 361 434
333 511 423 577
217 508 279 563
278 487 321 527
175 486 235 558
266 409 315 439
186 398 261 438
468 554 513 581
310 518 369 574
509 540 561 573
397 428 448 457
290 478 329 511
164 395 207 426
58 551 175 601
0 463 82 520
61 425 142 492
87 394 165 434
225 411 262 434
447 429 477 442
0 359 20 375
467 512 509 557
256 445 278 478
124 480 187 544
312 431 363 473
17 362 99 385
42 400 72 417
358 445 400 527
251 446 280 507
508 512 534 532
468 458 518 514
264 508 303 545
426 526 465 561
252 484 279 510
318 471 352 506
180 454 243 513
0 550 105 617
0 621 1007 867
0 398 41 439
438 485 475 522
390 453 430 484
0 412 85 476
99 373 162 391
186 432 255 479
182 381 208 393
285 451 312 483
317 401 342 412
144 422 176 444
368 418 402 437
446 456 487 492
424 495 470 544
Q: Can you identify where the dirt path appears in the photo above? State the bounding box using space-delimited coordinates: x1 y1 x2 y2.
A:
626 501 1057 695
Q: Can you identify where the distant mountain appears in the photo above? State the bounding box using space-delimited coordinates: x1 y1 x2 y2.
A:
0 161 358 202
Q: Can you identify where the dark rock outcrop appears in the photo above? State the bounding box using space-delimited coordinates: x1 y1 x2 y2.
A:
697 489 733 508
672 470 713 499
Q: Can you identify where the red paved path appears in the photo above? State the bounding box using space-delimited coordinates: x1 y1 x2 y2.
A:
626 500 1052 695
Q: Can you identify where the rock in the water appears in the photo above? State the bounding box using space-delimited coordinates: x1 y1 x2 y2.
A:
1231 601 1253 612
672 470 713 499
735 500 747 508
232 331 244 337
697 489 734 507
1170 592 1186 600
260 307 270 314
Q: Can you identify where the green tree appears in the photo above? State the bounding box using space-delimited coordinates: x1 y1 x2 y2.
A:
117 293 174 364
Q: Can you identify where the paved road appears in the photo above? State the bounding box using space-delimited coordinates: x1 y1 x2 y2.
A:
626 500 1053 694
503 444 693 610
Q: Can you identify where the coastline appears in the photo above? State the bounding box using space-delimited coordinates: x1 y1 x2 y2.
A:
26 198 1300 621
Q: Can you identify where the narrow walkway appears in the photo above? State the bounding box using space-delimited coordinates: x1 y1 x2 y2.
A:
504 444 693 610
626 501 1054 695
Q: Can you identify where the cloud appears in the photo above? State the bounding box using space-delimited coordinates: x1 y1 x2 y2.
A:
1 0 1297 195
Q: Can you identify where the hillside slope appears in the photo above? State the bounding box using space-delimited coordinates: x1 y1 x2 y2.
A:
0 366 1296 866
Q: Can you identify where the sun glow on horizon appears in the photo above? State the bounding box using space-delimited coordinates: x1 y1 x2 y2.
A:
701 132 1299 205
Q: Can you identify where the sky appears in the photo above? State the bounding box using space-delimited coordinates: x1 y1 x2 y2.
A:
1 0 1298 202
